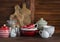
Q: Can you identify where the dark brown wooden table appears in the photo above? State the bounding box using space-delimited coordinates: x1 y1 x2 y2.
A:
0 33 60 42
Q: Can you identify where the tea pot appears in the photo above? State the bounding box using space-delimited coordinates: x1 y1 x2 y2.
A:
36 18 48 30
0 24 9 38
21 24 38 36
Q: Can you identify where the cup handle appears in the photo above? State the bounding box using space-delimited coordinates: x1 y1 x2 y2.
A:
39 30 43 35
35 24 38 28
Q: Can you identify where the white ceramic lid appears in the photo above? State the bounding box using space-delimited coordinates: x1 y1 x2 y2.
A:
37 18 48 24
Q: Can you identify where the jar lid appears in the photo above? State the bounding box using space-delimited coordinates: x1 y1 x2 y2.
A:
37 18 48 24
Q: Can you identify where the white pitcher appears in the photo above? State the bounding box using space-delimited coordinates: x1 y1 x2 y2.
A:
39 30 49 38
43 26 55 37
39 25 55 38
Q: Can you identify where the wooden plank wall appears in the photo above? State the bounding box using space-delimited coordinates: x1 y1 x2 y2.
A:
0 0 34 26
0 0 22 26
34 0 60 32
0 0 60 32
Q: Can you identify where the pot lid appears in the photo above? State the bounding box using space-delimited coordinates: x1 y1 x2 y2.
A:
37 18 48 24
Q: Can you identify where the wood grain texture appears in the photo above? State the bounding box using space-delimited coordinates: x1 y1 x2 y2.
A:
0 0 22 26
0 0 35 26
35 0 60 32
0 33 60 42
0 0 60 33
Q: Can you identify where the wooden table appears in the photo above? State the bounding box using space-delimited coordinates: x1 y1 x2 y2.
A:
0 33 60 42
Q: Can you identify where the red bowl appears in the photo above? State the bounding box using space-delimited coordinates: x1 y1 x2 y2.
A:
21 30 38 36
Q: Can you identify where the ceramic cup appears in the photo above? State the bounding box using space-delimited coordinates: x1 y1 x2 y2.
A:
43 25 55 37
